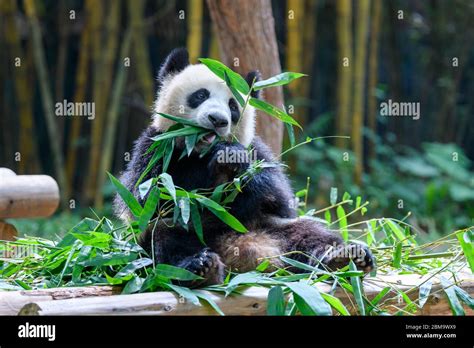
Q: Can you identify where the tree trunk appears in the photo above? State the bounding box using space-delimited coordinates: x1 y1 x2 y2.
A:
206 0 284 155
335 0 352 149
351 0 370 186
367 0 381 165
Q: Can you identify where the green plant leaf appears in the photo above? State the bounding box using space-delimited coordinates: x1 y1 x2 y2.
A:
115 258 153 278
108 172 142 218
320 293 350 316
418 280 432 308
285 281 332 316
392 242 402 268
179 197 191 224
336 205 348 242
197 197 247 232
150 126 205 142
190 201 205 245
440 277 465 315
349 260 366 315
79 251 138 267
253 72 307 90
267 285 285 315
155 264 202 281
199 58 250 94
224 70 245 107
138 186 160 232
167 283 201 306
453 285 474 309
457 230 474 273
159 173 176 203
122 275 145 294
249 97 301 128
195 291 224 315
158 112 202 127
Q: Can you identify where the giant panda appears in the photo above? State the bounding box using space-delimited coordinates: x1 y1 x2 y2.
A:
115 48 374 286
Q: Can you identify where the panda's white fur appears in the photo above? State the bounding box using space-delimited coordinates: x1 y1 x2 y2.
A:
152 64 256 147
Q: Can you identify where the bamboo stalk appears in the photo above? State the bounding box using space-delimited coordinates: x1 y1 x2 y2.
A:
186 0 203 63
23 0 69 205
2 0 38 174
95 29 133 207
351 0 370 185
128 0 154 106
335 0 352 148
66 0 92 195
367 0 381 164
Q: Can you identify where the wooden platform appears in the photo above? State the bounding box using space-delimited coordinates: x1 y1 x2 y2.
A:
1 272 472 316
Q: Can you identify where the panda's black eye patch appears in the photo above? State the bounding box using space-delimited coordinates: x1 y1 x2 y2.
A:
229 98 240 123
187 88 210 108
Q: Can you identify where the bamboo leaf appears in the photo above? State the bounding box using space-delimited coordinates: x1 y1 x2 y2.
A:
440 277 465 316
190 201 205 245
167 283 201 306
418 280 432 308
159 173 176 203
267 285 285 315
115 258 153 278
155 264 203 281
392 242 402 268
108 172 142 218
320 293 350 316
199 58 250 94
336 205 348 241
457 230 474 273
138 186 160 232
197 197 247 232
249 97 301 128
253 72 307 90
349 260 366 315
285 281 332 316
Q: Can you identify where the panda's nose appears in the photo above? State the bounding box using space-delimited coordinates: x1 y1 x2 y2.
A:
208 114 229 128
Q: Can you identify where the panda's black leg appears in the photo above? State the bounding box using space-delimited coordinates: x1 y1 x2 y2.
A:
176 248 225 287
271 218 374 273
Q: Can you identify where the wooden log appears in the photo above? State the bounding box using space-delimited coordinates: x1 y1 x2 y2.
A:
0 174 59 218
13 272 474 316
0 168 16 177
0 286 118 315
0 221 17 241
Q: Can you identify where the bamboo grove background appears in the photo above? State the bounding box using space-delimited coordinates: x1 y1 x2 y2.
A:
1 0 474 236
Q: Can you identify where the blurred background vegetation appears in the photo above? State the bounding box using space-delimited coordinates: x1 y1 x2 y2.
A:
1 0 473 239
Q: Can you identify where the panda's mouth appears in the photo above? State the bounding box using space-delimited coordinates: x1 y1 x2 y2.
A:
202 132 217 144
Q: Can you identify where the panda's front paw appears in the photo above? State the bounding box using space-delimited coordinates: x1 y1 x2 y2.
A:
178 248 225 287
209 143 251 181
323 243 375 273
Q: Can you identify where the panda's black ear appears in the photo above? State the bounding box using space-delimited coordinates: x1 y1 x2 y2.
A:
245 70 262 99
158 48 190 81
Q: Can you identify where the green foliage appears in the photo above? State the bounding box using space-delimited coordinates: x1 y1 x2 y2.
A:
293 119 474 237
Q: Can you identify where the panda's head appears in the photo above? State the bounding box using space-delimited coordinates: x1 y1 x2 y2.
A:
151 48 260 147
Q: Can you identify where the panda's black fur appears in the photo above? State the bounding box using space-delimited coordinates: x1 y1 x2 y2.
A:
114 48 374 286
